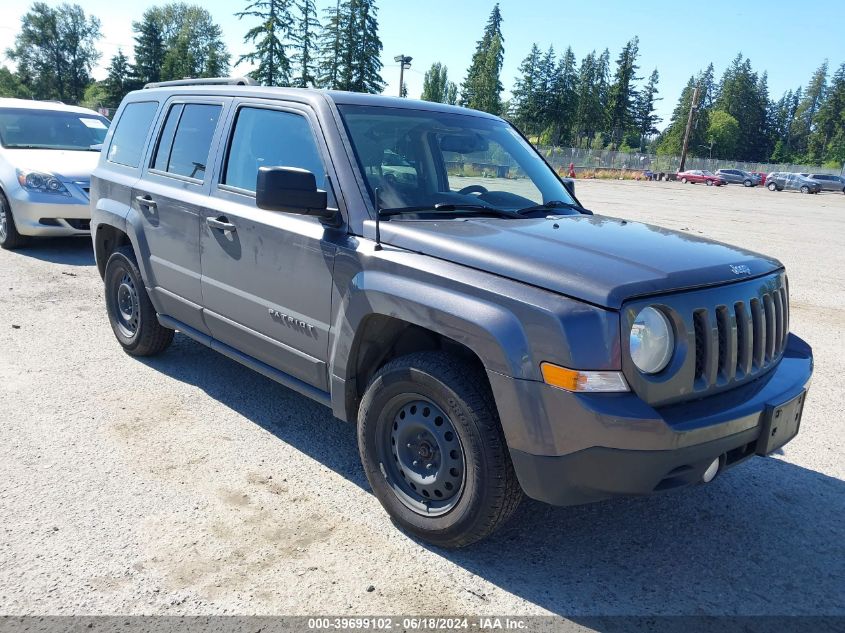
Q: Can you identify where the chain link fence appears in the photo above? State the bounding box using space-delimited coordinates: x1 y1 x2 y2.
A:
535 146 843 178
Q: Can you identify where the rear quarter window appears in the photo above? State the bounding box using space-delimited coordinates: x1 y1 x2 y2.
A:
107 101 159 168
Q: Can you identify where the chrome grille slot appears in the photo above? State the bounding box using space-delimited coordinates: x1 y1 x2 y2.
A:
750 298 765 369
735 301 752 378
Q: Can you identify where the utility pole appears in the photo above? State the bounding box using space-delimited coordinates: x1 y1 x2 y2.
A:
394 54 412 97
679 85 700 173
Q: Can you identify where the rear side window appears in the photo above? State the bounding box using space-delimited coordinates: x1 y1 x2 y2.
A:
152 103 221 181
107 101 158 168
223 107 333 203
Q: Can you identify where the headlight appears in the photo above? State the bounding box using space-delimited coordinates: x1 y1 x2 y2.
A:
629 306 674 374
16 169 70 196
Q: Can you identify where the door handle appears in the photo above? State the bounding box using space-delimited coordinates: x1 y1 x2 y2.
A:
206 216 237 232
135 195 157 209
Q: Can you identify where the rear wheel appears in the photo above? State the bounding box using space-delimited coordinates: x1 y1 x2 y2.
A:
357 351 522 548
768 182 778 191
104 246 174 356
0 192 26 250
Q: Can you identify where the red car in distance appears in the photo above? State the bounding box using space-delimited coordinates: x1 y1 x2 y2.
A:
677 169 726 186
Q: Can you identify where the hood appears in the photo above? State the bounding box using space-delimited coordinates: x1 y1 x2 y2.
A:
378 215 782 309
7 149 100 182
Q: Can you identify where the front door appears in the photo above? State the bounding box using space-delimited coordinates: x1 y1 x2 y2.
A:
134 98 228 333
199 102 339 391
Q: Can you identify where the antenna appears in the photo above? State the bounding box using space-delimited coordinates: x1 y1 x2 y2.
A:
374 187 383 251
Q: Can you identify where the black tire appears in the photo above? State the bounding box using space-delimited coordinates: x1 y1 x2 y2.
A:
768 182 778 191
104 246 173 356
0 191 27 250
706 180 713 186
357 351 523 548
681 177 688 184
744 179 752 187
800 185 809 194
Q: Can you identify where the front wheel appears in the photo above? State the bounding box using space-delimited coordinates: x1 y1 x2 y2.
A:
104 246 174 356
800 185 809 194
681 177 688 184
706 180 713 186
0 192 27 250
768 182 778 191
744 180 753 187
357 352 522 548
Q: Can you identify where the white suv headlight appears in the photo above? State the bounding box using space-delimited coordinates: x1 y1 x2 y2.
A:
16 169 71 196
629 306 674 374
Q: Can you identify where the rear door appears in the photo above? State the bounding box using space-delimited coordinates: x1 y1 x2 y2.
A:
133 97 230 333
198 100 342 391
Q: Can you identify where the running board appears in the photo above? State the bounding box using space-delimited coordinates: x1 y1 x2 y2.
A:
157 314 332 408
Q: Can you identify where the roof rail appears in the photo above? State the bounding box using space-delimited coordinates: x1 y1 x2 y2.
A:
143 77 259 89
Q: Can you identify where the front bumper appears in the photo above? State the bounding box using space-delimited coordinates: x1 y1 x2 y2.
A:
6 182 91 236
489 334 813 506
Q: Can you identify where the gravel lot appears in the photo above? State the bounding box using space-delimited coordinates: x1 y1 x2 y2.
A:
1 180 843 622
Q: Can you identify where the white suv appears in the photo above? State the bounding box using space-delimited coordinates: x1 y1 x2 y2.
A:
0 98 110 249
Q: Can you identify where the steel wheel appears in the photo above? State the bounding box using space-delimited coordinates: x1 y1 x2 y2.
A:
113 272 140 338
377 396 466 516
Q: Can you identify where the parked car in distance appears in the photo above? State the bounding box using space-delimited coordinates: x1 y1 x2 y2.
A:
90 78 813 547
715 168 760 187
677 169 725 186
802 173 845 193
0 98 110 249
766 172 822 194
752 171 767 186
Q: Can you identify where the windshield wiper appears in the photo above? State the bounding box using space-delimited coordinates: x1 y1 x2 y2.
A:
380 203 522 219
516 200 592 215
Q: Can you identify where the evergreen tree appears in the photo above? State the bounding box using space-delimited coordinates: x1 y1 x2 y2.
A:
714 53 769 160
290 0 320 87
547 46 578 146
317 0 383 93
132 9 165 85
574 50 609 147
460 3 505 114
606 36 640 149
103 50 134 107
135 4 229 82
349 0 384 93
790 60 828 159
634 69 660 151
536 45 557 135
317 0 344 88
511 44 543 135
808 62 845 164
236 0 293 86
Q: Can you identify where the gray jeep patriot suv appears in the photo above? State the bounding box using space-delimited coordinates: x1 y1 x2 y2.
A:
91 78 813 547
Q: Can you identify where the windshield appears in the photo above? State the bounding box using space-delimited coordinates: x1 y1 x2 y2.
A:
338 105 576 214
0 108 110 151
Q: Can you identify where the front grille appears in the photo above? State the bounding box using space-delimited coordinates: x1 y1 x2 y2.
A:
691 285 789 390
623 272 789 407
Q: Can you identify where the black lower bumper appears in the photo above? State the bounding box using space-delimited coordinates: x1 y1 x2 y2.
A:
510 426 761 506
498 334 813 507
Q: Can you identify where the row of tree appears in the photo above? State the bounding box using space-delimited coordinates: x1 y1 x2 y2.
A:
658 57 845 166
2 1 843 167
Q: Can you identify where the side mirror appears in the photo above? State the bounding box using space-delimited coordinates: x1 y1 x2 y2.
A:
256 166 332 218
562 178 575 197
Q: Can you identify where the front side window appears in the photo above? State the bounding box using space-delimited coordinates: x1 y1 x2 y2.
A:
223 107 332 203
338 105 576 213
152 103 221 181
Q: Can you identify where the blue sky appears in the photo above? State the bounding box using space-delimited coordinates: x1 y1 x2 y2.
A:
1 0 842 127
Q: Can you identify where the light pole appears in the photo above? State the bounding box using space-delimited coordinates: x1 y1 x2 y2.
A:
394 54 412 97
